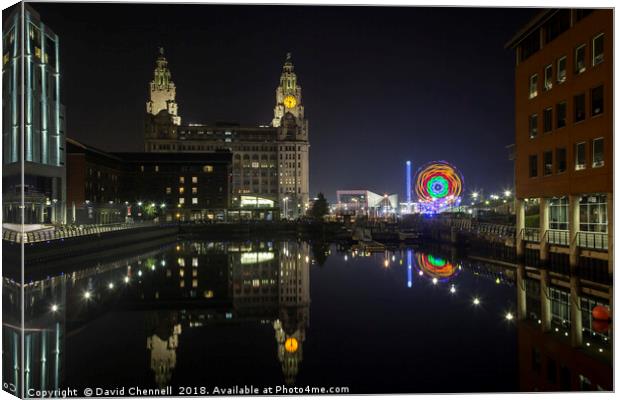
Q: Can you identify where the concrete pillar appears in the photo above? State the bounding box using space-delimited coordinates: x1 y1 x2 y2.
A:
539 197 550 264
516 263 527 320
570 276 583 347
540 269 552 332
516 198 525 259
607 192 613 275
569 195 581 269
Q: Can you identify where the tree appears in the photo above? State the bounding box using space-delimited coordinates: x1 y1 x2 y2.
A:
310 193 329 221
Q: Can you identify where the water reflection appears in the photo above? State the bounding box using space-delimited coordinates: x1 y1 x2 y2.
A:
2 241 612 393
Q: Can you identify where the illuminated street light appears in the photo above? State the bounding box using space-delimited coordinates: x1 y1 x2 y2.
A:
83 291 92 300
504 190 512 197
432 278 438 285
505 312 514 321
472 297 480 306
51 304 59 312
137 201 143 206
108 283 115 289
124 276 130 283
449 285 456 294
471 192 479 199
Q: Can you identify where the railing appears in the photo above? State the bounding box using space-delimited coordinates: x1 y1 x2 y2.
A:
521 227 540 242
577 231 608 250
546 229 570 246
2 222 156 244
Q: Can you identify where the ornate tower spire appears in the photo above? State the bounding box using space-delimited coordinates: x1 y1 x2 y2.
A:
146 47 181 125
272 52 303 128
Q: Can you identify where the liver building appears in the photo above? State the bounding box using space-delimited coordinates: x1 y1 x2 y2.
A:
144 49 309 220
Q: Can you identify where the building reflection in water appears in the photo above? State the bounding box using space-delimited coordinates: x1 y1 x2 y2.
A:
515 263 612 391
138 240 311 387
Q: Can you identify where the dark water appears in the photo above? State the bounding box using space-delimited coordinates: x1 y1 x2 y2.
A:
3 240 613 395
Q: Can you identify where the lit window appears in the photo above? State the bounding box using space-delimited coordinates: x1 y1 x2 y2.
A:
203 165 213 173
528 114 538 138
575 44 586 74
543 151 553 175
556 56 566 83
179 176 185 184
529 74 538 99
140 165 144 172
556 101 566 129
192 176 198 183
591 85 603 116
592 138 604 168
192 197 198 204
155 165 159 172
165 187 171 194
179 187 185 194
575 142 586 170
592 33 604 66
192 187 198 194
179 197 185 204
544 64 553 91
252 161 259 168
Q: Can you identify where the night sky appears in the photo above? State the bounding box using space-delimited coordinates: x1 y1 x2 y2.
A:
31 2 537 202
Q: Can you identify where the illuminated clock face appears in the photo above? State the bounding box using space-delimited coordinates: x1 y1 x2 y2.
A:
283 95 297 108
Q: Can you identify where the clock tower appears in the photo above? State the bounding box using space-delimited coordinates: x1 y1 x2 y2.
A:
272 53 310 219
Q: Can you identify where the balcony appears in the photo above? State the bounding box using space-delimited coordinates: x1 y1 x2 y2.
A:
576 231 609 250
546 229 569 246
521 227 540 242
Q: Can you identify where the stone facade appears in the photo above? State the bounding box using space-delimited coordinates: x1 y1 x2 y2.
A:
144 51 310 219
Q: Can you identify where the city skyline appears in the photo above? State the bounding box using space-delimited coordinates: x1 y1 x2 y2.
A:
29 3 537 201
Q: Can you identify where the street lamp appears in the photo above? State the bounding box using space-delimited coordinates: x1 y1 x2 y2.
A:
504 190 512 198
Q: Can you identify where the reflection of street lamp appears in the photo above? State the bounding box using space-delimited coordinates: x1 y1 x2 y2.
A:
283 197 289 219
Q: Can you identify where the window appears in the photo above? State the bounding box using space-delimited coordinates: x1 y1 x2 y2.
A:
192 197 198 204
154 165 159 172
550 197 568 230
192 187 198 194
591 85 603 116
203 165 213 173
557 56 567 83
543 151 553 175
575 142 586 170
544 65 553 90
529 155 538 177
140 165 144 172
179 176 185 184
543 108 553 132
529 114 538 138
574 94 585 122
592 33 604 65
179 187 185 194
179 197 185 204
192 176 198 184
579 194 608 233
556 148 567 173
592 138 604 167
556 101 566 128
575 44 586 74
165 187 171 194
529 74 538 98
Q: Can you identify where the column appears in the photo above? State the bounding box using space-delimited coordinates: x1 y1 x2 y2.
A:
570 276 583 347
516 198 525 259
569 194 581 269
539 197 549 264
540 269 552 332
607 192 613 275
516 263 527 320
